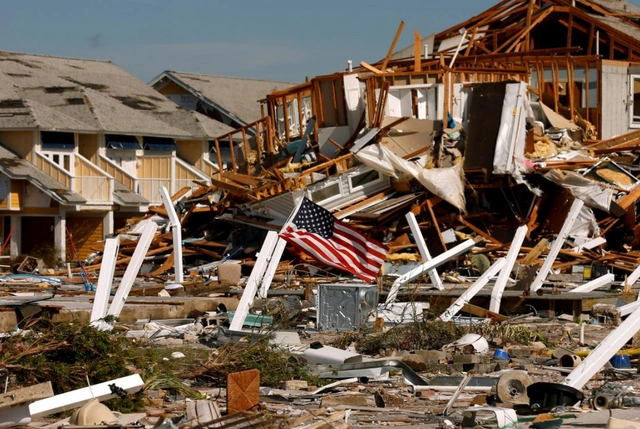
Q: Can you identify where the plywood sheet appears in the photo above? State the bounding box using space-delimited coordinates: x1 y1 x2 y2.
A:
227 369 260 414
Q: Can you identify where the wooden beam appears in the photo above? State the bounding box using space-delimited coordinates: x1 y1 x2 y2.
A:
616 186 640 211
414 29 422 72
525 0 535 50
502 7 555 53
360 61 383 75
381 21 405 71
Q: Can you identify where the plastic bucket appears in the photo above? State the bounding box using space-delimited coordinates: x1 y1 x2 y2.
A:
493 349 509 360
610 354 631 369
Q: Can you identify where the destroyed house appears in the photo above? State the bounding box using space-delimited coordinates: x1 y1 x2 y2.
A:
209 0 640 188
0 51 233 261
199 0 640 268
149 71 296 174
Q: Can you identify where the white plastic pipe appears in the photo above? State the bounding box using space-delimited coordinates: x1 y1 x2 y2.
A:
530 199 584 293
439 258 507 322
107 221 158 319
229 231 280 331
569 273 614 293
406 212 443 290
563 303 640 389
29 374 144 418
386 238 477 304
624 264 640 288
620 300 640 317
489 225 528 314
90 237 119 325
159 186 183 283
257 238 287 299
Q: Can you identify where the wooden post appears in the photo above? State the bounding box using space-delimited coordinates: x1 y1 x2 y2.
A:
414 29 422 72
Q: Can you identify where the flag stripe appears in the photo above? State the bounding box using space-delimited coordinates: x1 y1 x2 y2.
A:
281 229 378 281
279 197 388 283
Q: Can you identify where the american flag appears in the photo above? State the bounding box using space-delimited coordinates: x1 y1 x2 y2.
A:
279 197 388 283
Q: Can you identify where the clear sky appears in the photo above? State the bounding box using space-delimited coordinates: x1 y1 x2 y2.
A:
2 0 640 84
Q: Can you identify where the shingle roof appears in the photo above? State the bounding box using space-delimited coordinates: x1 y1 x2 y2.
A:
154 109 235 139
0 144 85 205
113 181 149 206
153 71 297 124
0 51 228 138
590 0 640 15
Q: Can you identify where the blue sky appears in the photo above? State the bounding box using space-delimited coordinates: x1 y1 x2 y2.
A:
1 0 639 84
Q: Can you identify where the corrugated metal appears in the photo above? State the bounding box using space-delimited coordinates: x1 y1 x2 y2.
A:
601 62 629 139
67 215 103 261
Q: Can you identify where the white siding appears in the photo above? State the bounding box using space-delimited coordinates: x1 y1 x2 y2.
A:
601 62 629 139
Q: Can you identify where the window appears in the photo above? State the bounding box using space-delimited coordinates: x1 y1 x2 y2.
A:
143 136 177 151
309 182 341 204
630 75 640 128
348 169 382 192
41 131 73 173
41 131 75 150
106 134 142 150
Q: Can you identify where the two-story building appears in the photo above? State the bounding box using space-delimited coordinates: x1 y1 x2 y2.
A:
0 51 233 261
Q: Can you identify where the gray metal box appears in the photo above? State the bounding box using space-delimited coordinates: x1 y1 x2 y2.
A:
317 283 379 331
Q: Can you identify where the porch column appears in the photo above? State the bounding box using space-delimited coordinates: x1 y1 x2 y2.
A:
103 211 114 237
54 213 66 261
9 215 21 259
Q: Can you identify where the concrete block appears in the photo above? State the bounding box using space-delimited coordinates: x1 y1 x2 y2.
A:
218 263 242 285
401 354 428 372
453 354 481 364
282 380 308 391
416 350 450 364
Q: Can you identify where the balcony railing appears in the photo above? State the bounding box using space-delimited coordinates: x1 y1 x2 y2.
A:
34 152 73 190
98 154 138 192
76 176 111 203
75 154 113 204
138 178 170 204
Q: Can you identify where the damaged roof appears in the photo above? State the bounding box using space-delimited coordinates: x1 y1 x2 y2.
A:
150 71 298 124
0 144 86 205
112 181 149 207
0 51 229 138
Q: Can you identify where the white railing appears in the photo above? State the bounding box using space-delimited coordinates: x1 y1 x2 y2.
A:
174 157 210 182
202 158 221 179
75 153 114 204
138 178 170 204
98 154 139 193
76 176 112 203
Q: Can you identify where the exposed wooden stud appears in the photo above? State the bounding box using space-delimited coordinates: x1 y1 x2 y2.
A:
414 29 422 72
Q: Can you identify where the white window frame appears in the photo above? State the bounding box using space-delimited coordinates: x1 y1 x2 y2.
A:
347 167 385 193
308 180 343 205
41 149 74 175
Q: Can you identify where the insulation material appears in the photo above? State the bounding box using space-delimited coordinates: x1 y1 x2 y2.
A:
526 138 558 160
572 205 600 238
544 169 613 212
356 143 465 211
493 82 530 176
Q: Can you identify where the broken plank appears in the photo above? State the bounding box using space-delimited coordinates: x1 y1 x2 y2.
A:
461 303 509 322
0 382 53 408
457 215 502 245
520 238 549 265
360 61 383 75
